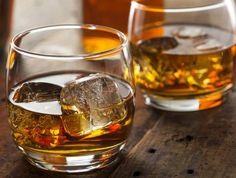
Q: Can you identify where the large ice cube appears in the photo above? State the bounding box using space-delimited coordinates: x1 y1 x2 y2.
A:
10 82 63 115
139 37 178 53
13 82 62 103
60 74 127 137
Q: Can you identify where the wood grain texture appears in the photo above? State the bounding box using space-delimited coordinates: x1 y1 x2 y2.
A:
111 91 236 178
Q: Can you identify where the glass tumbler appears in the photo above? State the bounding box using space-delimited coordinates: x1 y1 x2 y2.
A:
129 0 236 111
6 24 135 173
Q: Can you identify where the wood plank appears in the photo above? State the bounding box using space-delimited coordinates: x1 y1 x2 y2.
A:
111 92 236 178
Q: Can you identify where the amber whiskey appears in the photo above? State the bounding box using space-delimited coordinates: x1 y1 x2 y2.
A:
132 24 234 109
8 72 135 155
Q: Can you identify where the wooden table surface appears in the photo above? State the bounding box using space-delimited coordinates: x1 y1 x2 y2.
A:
1 87 236 178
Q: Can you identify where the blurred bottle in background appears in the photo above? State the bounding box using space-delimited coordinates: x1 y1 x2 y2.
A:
83 0 164 32
83 0 131 33
82 0 131 53
0 0 13 59
82 0 164 53
0 0 13 99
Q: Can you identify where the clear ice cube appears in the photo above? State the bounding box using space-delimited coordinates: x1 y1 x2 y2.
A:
61 114 91 136
60 73 127 137
139 37 179 53
173 27 207 38
195 39 222 51
13 82 62 103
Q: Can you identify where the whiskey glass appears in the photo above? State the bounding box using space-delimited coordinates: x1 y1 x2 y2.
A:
129 0 236 111
6 24 135 172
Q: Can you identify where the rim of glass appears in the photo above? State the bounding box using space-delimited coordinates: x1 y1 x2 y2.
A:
132 0 226 13
11 24 128 60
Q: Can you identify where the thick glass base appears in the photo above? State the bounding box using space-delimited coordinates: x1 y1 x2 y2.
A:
144 89 230 112
18 143 125 173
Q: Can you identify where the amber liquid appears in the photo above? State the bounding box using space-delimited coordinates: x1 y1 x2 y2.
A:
132 25 234 102
8 72 135 155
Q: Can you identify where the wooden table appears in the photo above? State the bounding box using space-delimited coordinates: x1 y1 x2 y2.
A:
1 87 236 178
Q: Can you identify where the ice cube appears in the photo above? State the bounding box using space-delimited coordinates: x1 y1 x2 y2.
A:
61 114 91 136
13 82 62 103
195 39 222 51
139 37 178 53
60 74 127 137
173 27 207 38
